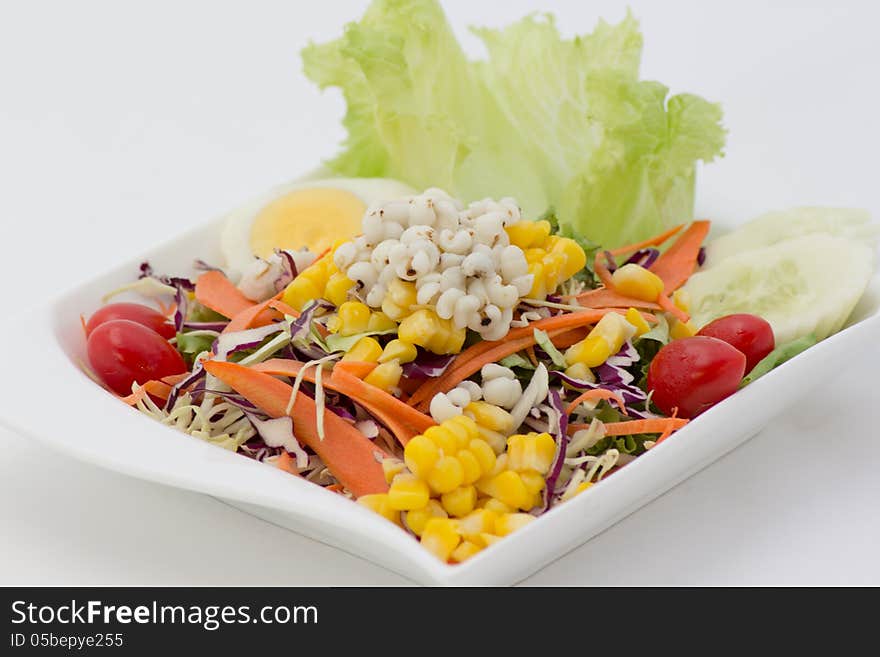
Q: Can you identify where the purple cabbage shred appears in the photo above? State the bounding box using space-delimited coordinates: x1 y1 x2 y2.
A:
622 248 660 269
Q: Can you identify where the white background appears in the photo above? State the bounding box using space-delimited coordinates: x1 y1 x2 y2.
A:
1 0 878 585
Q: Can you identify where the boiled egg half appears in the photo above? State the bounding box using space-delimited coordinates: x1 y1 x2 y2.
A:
221 177 415 275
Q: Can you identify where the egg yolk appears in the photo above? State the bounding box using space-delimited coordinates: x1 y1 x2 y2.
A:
249 187 366 258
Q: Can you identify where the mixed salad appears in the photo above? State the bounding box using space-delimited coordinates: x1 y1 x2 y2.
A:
80 1 877 564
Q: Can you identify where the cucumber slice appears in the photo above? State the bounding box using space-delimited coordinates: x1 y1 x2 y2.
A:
684 233 875 344
705 207 878 267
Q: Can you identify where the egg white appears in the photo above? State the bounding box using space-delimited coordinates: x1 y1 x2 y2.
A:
220 177 416 277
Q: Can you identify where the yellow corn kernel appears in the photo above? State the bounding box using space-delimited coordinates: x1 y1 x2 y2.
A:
475 427 507 455
506 433 557 475
398 309 466 355
465 401 514 434
381 279 418 321
403 434 440 479
670 318 698 340
379 339 417 364
526 262 548 299
552 236 588 280
447 414 479 439
611 263 665 302
324 271 354 307
494 513 536 537
282 276 324 312
456 449 482 485
387 473 430 511
444 415 477 448
441 485 477 518
565 312 634 367
330 301 372 336
625 307 651 337
524 247 548 264
426 456 464 495
563 361 595 383
480 498 515 514
488 452 508 477
573 481 593 497
420 518 461 562
519 470 547 497
404 500 447 537
468 438 497 476
476 470 532 510
340 336 383 363
363 359 402 393
528 491 544 511
542 251 567 291
423 425 459 456
458 509 497 538
673 289 691 313
479 532 503 547
450 540 483 563
367 311 396 333
505 220 551 249
357 494 400 525
564 334 611 368
382 458 405 484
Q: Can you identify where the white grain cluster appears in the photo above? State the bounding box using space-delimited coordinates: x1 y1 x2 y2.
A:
238 249 316 302
428 364 524 424
333 189 533 341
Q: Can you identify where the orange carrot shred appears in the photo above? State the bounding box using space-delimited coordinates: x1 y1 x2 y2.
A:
568 417 689 436
276 451 302 477
650 220 711 293
223 292 284 333
571 287 662 310
157 300 177 317
565 389 628 416
204 360 388 497
194 270 254 320
119 380 173 406
593 251 616 289
525 345 539 367
267 299 300 318
333 360 378 379
607 223 686 257
657 291 690 323
252 358 433 445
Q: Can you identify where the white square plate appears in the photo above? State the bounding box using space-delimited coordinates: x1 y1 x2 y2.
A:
1 182 877 586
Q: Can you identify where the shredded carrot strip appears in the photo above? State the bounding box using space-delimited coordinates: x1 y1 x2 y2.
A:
654 409 680 445
607 223 686 257
525 345 539 367
223 292 284 333
157 300 177 317
568 417 689 436
650 220 712 293
120 380 173 406
276 451 302 476
657 291 690 323
593 251 616 289
267 299 300 318
565 389 628 416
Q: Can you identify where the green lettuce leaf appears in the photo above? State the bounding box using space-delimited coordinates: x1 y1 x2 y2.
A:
302 0 725 248
739 334 818 387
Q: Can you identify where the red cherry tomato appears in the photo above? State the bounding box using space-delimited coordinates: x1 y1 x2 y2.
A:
647 336 746 419
86 302 176 340
696 313 775 374
87 319 186 396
